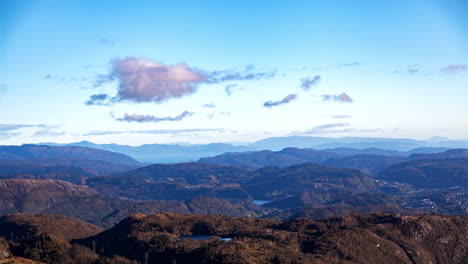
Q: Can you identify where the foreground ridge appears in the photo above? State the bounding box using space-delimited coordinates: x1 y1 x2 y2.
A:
0 212 466 264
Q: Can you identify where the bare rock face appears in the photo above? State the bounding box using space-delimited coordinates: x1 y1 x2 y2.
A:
0 238 11 260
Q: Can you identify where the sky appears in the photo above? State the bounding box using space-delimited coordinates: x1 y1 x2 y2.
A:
0 0 467 145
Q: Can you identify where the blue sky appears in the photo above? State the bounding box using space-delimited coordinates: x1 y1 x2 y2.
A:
0 0 467 145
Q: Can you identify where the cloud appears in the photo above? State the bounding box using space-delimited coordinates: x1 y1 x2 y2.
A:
440 65 468 74
0 124 63 139
116 110 194 123
207 111 231 119
330 115 352 119
31 127 66 137
84 128 224 136
225 84 237 96
85 93 113 106
321 93 354 103
340 62 360 67
0 124 46 131
99 37 116 45
0 132 21 140
207 65 276 83
202 103 216 108
93 57 206 103
88 58 276 104
301 123 350 133
263 94 298 108
393 65 422 74
294 123 379 135
300 75 321 90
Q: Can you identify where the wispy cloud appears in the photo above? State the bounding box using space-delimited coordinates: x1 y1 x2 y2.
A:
207 111 231 119
225 84 237 96
340 62 360 67
84 128 224 136
202 103 216 108
116 110 194 123
99 37 116 45
0 132 21 140
207 65 276 83
321 93 354 103
293 123 379 135
0 124 46 131
330 114 352 119
300 75 321 90
263 94 297 108
85 93 113 106
393 65 422 74
440 64 468 74
31 126 66 138
0 124 63 139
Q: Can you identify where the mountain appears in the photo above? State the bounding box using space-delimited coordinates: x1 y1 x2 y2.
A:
0 214 102 242
277 193 420 220
74 212 468 264
89 162 376 202
0 179 267 228
45 141 251 163
409 148 468 160
244 163 376 200
322 147 407 156
323 154 408 175
0 145 140 166
199 147 340 169
99 197 265 228
41 137 468 163
248 136 452 151
0 164 92 184
0 179 122 226
380 158 468 188
0 158 139 176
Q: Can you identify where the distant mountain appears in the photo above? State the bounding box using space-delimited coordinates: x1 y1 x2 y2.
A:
0 145 140 166
0 158 139 176
380 158 468 188
322 147 407 156
251 136 468 151
199 147 340 169
407 147 452 154
323 154 408 175
90 162 253 200
45 141 251 163
0 164 93 184
409 148 468 160
39 137 468 163
0 179 267 228
244 163 376 200
199 147 408 175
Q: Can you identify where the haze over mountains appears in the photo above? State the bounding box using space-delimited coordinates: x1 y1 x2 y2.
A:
39 136 468 163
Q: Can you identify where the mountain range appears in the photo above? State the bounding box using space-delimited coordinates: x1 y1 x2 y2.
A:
39 136 468 163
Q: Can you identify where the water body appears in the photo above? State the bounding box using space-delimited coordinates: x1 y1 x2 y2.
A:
178 235 232 242
252 200 272 205
178 235 212 240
